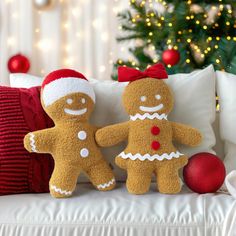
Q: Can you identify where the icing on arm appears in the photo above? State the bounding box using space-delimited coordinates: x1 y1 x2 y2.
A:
24 128 55 154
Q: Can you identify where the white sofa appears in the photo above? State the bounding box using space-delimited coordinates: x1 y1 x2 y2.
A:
2 67 236 236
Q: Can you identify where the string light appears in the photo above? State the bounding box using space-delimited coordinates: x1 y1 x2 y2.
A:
186 59 191 63
99 65 106 73
216 59 220 64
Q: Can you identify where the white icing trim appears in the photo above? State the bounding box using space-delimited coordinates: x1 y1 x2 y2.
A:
50 185 72 196
29 133 37 152
42 77 95 107
119 151 184 161
130 113 167 121
139 104 163 112
97 178 115 189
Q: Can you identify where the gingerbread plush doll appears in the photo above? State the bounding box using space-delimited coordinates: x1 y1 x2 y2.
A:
24 69 115 198
96 64 202 195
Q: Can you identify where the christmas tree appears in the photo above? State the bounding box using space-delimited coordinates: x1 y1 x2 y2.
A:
113 0 236 78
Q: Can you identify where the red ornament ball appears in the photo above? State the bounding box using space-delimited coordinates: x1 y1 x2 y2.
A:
183 152 226 194
8 54 30 73
162 49 180 66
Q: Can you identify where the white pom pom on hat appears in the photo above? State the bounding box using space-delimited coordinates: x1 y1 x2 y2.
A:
41 69 95 107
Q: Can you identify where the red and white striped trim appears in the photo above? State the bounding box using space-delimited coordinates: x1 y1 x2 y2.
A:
42 77 95 107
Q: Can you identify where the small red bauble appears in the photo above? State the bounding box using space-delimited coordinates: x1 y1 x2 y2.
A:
151 141 160 150
8 54 30 73
162 49 180 66
183 152 226 194
151 126 160 135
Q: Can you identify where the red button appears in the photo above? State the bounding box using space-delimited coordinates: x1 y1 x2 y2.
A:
151 126 160 135
151 141 161 150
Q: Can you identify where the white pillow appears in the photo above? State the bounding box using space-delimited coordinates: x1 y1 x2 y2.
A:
10 65 216 181
216 71 236 174
10 73 43 88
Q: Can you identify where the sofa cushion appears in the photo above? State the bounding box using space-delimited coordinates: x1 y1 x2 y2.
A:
0 183 235 236
216 71 236 176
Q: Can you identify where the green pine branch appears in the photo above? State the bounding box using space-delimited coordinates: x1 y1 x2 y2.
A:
112 0 236 79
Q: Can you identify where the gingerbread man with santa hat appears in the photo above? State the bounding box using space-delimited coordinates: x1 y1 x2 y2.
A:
96 63 202 195
24 69 115 198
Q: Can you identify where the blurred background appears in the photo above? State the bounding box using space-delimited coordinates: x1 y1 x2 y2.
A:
0 0 236 85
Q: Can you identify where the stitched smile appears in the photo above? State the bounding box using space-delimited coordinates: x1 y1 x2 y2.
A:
139 104 163 112
64 108 87 115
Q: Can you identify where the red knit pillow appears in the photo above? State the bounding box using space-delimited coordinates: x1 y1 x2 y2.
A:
0 86 54 195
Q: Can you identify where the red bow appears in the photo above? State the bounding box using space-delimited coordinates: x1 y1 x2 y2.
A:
118 63 168 82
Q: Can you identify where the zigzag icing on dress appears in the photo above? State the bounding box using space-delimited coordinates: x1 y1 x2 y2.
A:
50 185 72 196
29 133 37 152
130 113 167 121
119 151 184 161
97 178 115 189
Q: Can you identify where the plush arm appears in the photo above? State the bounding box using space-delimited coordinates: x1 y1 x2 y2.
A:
24 128 55 154
95 121 130 147
171 122 202 147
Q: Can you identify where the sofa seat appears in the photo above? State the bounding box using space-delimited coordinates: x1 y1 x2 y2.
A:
0 183 235 236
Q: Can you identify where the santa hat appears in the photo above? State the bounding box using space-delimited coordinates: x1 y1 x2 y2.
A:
41 69 95 107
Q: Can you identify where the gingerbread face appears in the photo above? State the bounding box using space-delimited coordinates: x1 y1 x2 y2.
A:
122 78 174 116
42 92 94 122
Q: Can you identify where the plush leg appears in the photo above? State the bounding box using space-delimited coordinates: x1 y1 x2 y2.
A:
85 161 115 191
156 156 188 194
115 156 128 169
126 166 153 195
49 163 79 198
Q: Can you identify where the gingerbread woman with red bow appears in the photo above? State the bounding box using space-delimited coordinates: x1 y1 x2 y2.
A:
96 64 202 195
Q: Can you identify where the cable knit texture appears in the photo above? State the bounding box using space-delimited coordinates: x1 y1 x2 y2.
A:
0 86 54 195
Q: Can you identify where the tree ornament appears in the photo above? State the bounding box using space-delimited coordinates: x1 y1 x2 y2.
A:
8 54 30 73
183 152 226 194
34 0 53 10
162 49 180 66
